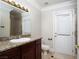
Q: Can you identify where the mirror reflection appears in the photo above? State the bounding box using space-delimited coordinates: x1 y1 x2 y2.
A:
0 2 31 39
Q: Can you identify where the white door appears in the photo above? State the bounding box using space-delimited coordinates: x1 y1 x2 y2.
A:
53 9 75 56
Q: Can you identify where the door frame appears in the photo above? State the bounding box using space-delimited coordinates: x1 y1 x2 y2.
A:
52 9 76 56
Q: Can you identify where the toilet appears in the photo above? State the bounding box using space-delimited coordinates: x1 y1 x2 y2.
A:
42 39 50 55
42 44 50 55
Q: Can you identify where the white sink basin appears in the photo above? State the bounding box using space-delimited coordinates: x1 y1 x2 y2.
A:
9 38 31 43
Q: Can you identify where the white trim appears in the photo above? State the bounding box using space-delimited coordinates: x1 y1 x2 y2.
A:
77 0 79 59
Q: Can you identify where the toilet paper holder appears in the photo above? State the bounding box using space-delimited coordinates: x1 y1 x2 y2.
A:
48 38 52 40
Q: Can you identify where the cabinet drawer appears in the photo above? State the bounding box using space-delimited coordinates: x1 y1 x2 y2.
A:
21 41 36 53
36 39 41 44
0 47 20 58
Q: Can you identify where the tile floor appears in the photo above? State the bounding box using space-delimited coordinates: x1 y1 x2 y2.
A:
42 52 75 59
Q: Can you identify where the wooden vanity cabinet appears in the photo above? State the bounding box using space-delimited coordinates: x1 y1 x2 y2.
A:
0 39 41 59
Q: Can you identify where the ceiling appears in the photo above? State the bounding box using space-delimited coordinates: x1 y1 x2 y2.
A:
34 0 74 8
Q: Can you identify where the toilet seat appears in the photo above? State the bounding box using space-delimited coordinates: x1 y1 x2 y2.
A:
42 44 50 50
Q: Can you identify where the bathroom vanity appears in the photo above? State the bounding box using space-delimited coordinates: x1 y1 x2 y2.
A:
0 38 41 59
0 1 41 59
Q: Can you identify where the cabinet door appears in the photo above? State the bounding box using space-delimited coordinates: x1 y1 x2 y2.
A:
36 39 41 59
21 42 36 59
8 48 20 59
0 47 20 59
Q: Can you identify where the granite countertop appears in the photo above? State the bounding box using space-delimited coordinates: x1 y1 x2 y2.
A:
0 37 41 52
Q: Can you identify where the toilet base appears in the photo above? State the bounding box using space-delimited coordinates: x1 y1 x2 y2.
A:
42 50 49 55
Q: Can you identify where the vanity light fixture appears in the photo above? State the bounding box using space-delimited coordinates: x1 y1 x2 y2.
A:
1 0 28 12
